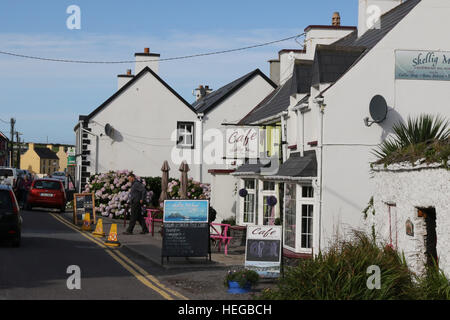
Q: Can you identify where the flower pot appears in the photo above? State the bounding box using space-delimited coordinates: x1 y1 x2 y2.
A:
227 281 251 294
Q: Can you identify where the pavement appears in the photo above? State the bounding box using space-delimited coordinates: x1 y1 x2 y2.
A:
60 210 246 271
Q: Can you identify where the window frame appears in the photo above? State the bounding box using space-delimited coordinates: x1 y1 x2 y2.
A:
176 121 195 149
239 178 257 225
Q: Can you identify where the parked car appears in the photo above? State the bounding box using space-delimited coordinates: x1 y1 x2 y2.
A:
0 167 20 188
50 171 67 188
25 179 67 212
0 184 22 247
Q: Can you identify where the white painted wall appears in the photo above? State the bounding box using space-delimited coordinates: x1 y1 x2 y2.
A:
370 164 450 276
204 74 275 221
358 0 402 37
304 28 356 59
313 0 450 252
84 70 200 181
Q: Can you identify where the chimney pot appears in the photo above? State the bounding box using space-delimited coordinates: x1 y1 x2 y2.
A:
127 69 132 75
332 12 341 26
144 48 150 54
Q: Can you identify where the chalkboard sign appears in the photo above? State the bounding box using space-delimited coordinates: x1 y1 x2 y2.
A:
245 226 282 278
73 193 96 225
162 223 210 258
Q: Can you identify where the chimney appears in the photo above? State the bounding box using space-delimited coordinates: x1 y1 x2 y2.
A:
46 144 53 150
268 59 280 86
358 0 402 37
28 143 34 150
117 69 134 90
135 47 160 75
332 12 341 26
194 85 213 101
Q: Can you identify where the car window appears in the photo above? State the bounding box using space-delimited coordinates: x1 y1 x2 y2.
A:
0 169 13 177
34 180 62 190
0 190 12 210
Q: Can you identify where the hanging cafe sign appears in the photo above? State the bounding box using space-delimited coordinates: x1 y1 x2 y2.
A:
395 50 450 81
225 127 259 159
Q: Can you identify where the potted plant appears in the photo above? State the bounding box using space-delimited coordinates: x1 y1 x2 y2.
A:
224 269 259 294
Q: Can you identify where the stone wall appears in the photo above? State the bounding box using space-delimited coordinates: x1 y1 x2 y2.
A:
369 162 450 276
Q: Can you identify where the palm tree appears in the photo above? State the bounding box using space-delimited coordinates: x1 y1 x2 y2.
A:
374 114 450 162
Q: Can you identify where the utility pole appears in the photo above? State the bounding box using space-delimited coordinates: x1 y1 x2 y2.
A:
16 132 22 169
10 118 15 167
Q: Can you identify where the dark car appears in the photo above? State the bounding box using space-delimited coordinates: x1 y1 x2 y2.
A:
25 179 66 212
0 185 22 247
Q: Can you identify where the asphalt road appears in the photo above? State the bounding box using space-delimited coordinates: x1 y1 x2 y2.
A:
0 209 185 300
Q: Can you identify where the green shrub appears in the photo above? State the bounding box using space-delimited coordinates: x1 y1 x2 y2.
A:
415 265 450 300
258 232 416 300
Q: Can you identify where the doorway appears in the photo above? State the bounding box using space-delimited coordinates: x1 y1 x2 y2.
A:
418 207 438 267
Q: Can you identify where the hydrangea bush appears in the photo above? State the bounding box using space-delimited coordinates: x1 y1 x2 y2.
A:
84 170 211 219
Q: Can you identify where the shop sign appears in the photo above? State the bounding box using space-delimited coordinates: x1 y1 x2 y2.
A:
225 127 259 159
396 50 450 81
245 225 282 278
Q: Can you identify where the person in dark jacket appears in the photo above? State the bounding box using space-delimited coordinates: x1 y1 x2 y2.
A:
123 173 149 235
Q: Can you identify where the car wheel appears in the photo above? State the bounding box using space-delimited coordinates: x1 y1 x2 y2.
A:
60 205 66 213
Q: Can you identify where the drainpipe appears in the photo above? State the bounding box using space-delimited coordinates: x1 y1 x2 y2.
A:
314 95 325 253
280 111 288 162
77 120 83 193
197 113 204 183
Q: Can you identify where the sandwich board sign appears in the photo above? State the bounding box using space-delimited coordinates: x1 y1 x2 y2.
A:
73 193 96 225
161 200 211 264
245 225 282 278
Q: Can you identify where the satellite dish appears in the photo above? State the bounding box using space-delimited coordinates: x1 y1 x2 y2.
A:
365 95 388 127
105 123 115 138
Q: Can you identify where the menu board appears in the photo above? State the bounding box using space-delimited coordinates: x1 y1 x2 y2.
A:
162 223 210 259
73 193 96 225
161 200 210 262
245 226 282 278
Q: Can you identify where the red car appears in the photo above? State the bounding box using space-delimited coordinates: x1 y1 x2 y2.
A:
25 179 67 212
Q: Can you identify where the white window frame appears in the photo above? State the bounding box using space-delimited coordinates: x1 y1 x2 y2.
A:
283 183 297 252
258 180 279 226
176 122 195 149
283 183 315 254
239 178 257 225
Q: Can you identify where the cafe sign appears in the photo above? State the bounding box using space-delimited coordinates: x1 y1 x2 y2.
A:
395 50 450 81
225 127 259 159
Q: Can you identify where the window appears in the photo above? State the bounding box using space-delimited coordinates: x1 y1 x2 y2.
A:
263 181 275 191
177 122 195 149
301 204 313 249
242 179 256 224
34 180 62 190
284 183 296 249
302 186 314 198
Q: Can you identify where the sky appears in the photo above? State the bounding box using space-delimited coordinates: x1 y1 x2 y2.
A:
0 0 358 145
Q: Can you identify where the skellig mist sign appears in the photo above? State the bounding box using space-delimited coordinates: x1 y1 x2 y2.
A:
396 50 450 81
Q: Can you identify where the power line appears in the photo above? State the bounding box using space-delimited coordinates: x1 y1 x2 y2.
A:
0 33 305 64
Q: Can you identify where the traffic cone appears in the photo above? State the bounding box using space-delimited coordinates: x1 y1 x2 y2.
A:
92 219 106 238
82 213 92 231
105 224 121 247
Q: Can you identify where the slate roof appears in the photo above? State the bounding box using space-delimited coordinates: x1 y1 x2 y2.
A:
34 147 59 160
311 45 367 85
192 69 276 114
316 0 422 91
273 150 317 178
233 158 279 176
239 60 313 125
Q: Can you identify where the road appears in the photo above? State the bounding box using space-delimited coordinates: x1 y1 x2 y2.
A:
0 209 187 300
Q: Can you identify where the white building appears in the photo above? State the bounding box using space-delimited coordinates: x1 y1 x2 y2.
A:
74 48 275 208
232 0 450 259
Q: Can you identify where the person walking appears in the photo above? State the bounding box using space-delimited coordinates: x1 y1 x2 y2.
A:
123 173 149 235
22 175 32 209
